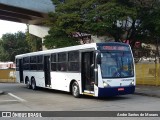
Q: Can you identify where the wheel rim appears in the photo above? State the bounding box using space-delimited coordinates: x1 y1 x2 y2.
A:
73 84 78 96
32 80 35 89
27 80 30 88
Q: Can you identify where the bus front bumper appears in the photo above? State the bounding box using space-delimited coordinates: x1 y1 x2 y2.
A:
98 86 135 97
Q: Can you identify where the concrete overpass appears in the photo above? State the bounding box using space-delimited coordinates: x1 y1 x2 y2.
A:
0 0 55 50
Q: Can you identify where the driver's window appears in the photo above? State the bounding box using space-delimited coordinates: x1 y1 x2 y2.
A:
101 53 117 77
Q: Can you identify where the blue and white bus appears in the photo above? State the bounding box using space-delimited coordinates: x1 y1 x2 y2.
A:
15 42 135 97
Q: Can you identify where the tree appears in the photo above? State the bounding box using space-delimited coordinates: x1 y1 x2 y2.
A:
26 29 42 51
44 28 79 49
0 32 30 61
44 0 88 48
45 0 160 49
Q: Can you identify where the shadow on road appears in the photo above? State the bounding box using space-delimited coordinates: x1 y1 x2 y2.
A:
20 85 132 101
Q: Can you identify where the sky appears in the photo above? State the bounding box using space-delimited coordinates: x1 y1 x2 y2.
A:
0 20 27 38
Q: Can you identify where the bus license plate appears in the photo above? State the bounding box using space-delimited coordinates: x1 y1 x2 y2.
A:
118 88 124 91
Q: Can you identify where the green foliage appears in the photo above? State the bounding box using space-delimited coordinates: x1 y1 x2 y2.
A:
26 29 42 51
45 0 160 49
0 32 30 62
0 29 43 62
44 0 88 48
44 27 79 49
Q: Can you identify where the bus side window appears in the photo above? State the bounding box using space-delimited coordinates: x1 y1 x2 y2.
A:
30 56 37 70
57 53 67 71
37 55 43 70
23 57 30 70
51 54 57 71
68 51 79 71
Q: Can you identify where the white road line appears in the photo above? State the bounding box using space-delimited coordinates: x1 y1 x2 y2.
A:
8 93 27 102
0 100 18 102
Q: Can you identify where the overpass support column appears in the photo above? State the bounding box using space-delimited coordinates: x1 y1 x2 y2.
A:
29 25 50 50
42 38 47 50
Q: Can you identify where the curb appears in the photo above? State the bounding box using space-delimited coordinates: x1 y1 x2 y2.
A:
135 92 160 98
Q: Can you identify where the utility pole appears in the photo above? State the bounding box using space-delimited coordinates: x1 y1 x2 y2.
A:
155 37 159 85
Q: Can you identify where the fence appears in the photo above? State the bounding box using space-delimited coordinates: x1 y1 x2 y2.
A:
134 43 160 86
136 63 160 86
0 69 16 83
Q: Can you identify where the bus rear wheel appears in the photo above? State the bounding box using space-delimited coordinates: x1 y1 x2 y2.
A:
72 82 80 98
31 78 37 90
26 78 31 89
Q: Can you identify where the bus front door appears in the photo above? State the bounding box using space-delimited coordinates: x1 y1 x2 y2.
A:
82 52 94 92
19 59 24 83
44 56 51 87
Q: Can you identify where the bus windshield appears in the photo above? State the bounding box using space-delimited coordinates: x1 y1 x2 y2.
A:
100 51 134 78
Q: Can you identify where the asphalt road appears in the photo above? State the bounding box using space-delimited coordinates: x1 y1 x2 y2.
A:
0 83 160 120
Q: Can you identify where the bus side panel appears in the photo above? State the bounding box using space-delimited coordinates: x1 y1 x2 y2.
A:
93 65 103 97
23 71 45 87
50 72 81 93
97 65 104 88
94 85 99 97
16 71 20 83
34 71 45 87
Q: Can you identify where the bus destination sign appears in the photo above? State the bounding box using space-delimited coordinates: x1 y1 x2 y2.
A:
101 46 129 51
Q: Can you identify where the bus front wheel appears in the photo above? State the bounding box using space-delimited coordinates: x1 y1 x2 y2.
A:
31 78 37 90
72 82 80 98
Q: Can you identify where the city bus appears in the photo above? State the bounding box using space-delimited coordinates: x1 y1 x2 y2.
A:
15 42 135 97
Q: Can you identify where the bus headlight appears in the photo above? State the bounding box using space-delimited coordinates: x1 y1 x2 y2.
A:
130 80 134 85
103 81 110 87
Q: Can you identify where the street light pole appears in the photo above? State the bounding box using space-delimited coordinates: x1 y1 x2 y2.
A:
156 37 159 63
155 37 160 85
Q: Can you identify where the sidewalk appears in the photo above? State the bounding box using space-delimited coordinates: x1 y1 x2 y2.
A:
135 85 160 98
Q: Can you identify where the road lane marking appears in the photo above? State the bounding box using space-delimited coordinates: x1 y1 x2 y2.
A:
0 100 18 102
8 93 27 102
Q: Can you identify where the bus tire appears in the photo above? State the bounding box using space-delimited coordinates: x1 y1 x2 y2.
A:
31 78 37 90
72 81 80 98
26 78 31 89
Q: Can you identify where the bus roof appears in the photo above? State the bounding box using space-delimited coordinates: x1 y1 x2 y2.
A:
16 43 97 58
15 42 130 59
